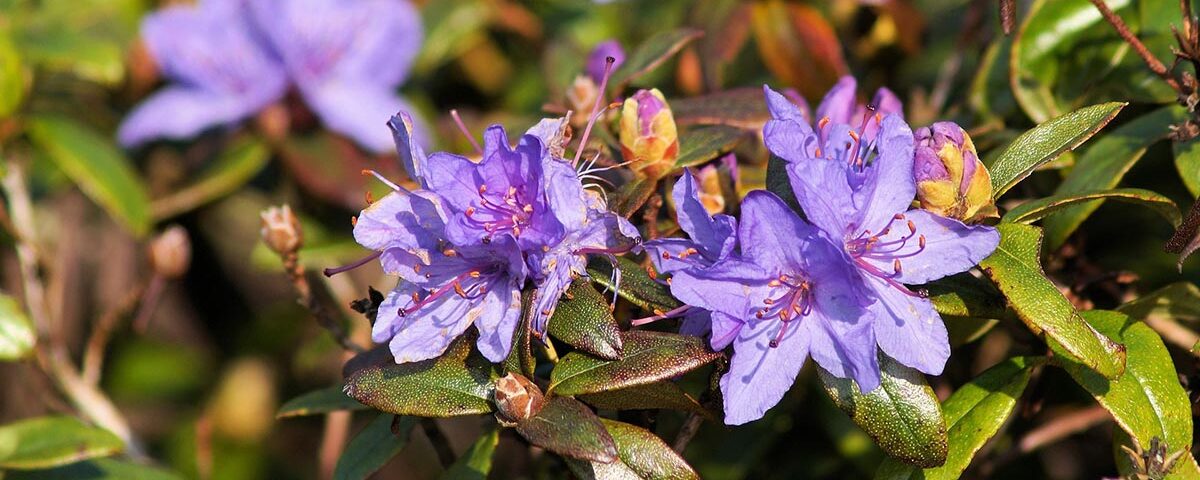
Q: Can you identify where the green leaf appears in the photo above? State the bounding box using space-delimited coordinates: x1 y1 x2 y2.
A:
502 290 536 378
875 357 1039 480
440 425 499 480
1113 428 1200 480
334 414 415 480
579 381 711 419
514 397 618 463
344 333 498 417
276 385 366 419
988 102 1125 199
610 29 703 90
548 331 721 396
7 0 143 85
819 354 948 468
671 88 769 130
26 115 151 236
4 458 184 480
672 126 745 169
610 177 659 218
0 32 23 119
0 416 123 469
765 154 800 212
599 419 699 480
587 256 681 314
564 457 642 479
979 223 1126 378
1062 311 1193 465
1042 106 1187 248
547 280 623 360
924 273 1010 320
0 293 36 361
1003 187 1180 227
945 316 1000 347
1118 282 1200 324
151 136 271 220
968 36 1016 120
1175 136 1200 198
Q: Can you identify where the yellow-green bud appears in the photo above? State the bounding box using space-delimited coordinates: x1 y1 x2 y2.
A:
619 88 679 180
913 122 997 223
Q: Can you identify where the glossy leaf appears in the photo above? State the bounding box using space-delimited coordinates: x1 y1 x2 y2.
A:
0 416 123 469
749 0 846 99
979 223 1126 379
514 397 618 463
875 357 1039 480
547 280 624 360
1174 136 1200 197
26 115 151 236
441 425 499 480
610 29 703 90
579 381 711 419
820 353 948 468
923 272 1010 321
672 88 769 130
587 256 681 314
334 414 415 480
765 154 801 212
1042 106 1187 248
1003 188 1180 227
610 177 659 218
344 334 498 417
502 290 536 378
4 458 184 480
673 126 745 169
1061 310 1193 466
600 418 699 480
0 293 36 361
1118 282 1200 324
548 331 721 396
276 385 366 419
565 457 642 479
968 36 1017 121
988 102 1124 199
0 33 23 118
151 136 270 220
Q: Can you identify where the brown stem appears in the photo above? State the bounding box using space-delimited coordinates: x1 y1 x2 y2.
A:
642 194 663 240
420 418 457 468
81 281 147 385
280 251 364 353
1000 0 1016 35
1089 0 1183 92
318 410 351 480
132 274 166 333
671 412 704 453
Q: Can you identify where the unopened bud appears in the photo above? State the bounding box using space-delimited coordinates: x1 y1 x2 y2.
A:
566 75 599 127
619 88 679 180
913 122 997 223
695 165 726 215
147 225 191 279
493 372 544 425
260 205 303 255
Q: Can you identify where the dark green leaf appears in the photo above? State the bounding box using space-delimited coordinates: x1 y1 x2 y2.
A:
765 154 800 212
672 126 745 169
565 457 642 479
0 293 36 361
514 397 618 463
610 29 703 90
979 223 1126 379
600 419 699 480
1061 311 1193 464
1118 282 1200 324
579 381 711 419
819 353 948 468
151 136 271 220
1004 188 1180 227
0 32 23 118
924 273 1010 320
1174 136 1200 198
611 177 659 218
987 102 1125 199
968 36 1016 120
875 357 1039 480
276 385 366 419
502 290 536 378
549 331 721 396
4 458 184 480
0 416 123 469
671 88 769 130
587 256 681 314
548 280 623 360
1042 107 1187 248
333 414 415 480
344 333 498 417
440 425 499 480
944 316 1000 347
26 115 151 236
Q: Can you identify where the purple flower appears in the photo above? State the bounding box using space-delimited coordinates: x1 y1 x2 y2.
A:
119 0 423 153
768 76 902 149
587 40 626 84
669 191 873 425
763 85 1000 377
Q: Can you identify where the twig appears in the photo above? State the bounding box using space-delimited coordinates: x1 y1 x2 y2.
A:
1000 0 1016 35
81 282 147 385
671 412 704 453
132 274 166 333
420 418 457 469
980 405 1110 475
1088 0 1183 92
319 410 351 480
642 194 663 240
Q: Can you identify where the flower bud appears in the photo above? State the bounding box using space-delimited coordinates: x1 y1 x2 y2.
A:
260 205 303 255
566 75 599 127
695 165 726 215
586 40 625 84
493 372 544 425
913 122 998 223
147 225 191 279
619 89 679 180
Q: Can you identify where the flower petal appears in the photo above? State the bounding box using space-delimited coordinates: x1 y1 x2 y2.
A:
642 238 712 275
377 281 477 364
738 190 817 270
721 314 810 425
142 2 284 95
784 158 857 238
673 170 737 260
816 76 858 127
762 86 819 163
669 259 772 321
866 277 949 375
473 277 524 363
118 87 278 147
807 314 881 392
389 111 431 187
859 210 1000 285
850 114 916 233
300 81 419 153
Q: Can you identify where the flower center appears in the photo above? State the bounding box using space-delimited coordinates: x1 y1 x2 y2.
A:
756 273 815 348
845 213 928 298
464 184 534 241
399 265 501 316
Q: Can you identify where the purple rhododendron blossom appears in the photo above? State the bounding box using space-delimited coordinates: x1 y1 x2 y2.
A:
773 76 902 146
763 85 1000 378
669 191 873 425
587 40 626 84
119 0 423 153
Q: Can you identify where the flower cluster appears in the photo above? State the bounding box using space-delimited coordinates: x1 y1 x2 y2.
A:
119 0 422 153
647 76 1000 424
345 112 640 364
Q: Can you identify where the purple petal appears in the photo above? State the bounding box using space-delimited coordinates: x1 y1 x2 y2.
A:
710 312 743 350
721 313 810 425
424 152 483 213
118 87 279 147
858 210 999 285
870 87 904 119
807 314 881 392
389 111 431 187
763 87 819 163
473 278 524 362
673 170 737 260
669 259 772 320
679 309 711 338
300 81 416 153
642 238 712 275
587 39 625 83
785 159 856 238
529 263 575 335
866 277 949 375
541 156 589 231
816 76 858 127
738 190 816 270
851 114 916 233
377 282 477 363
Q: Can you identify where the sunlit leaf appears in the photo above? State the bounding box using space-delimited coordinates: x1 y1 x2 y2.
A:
514 397 618 463
344 333 498 417
548 280 623 360
548 331 721 396
0 416 123 469
4 458 184 480
673 126 745 169
1174 136 1200 197
276 385 366 419
1004 188 1180 227
333 414 415 480
587 256 681 314
672 88 769 130
579 381 711 419
599 418 699 480
0 293 35 361
0 32 24 119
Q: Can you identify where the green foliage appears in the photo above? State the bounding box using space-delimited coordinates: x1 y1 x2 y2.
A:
673 126 745 169
276 385 367 419
548 330 721 396
334 414 415 480
344 335 498 417
1003 187 1180 227
440 425 499 480
547 279 624 360
0 416 123 470
0 292 35 361
513 397 618 463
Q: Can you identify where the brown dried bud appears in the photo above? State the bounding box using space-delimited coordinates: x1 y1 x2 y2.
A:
260 205 303 255
147 225 191 279
255 103 291 144
493 372 544 425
